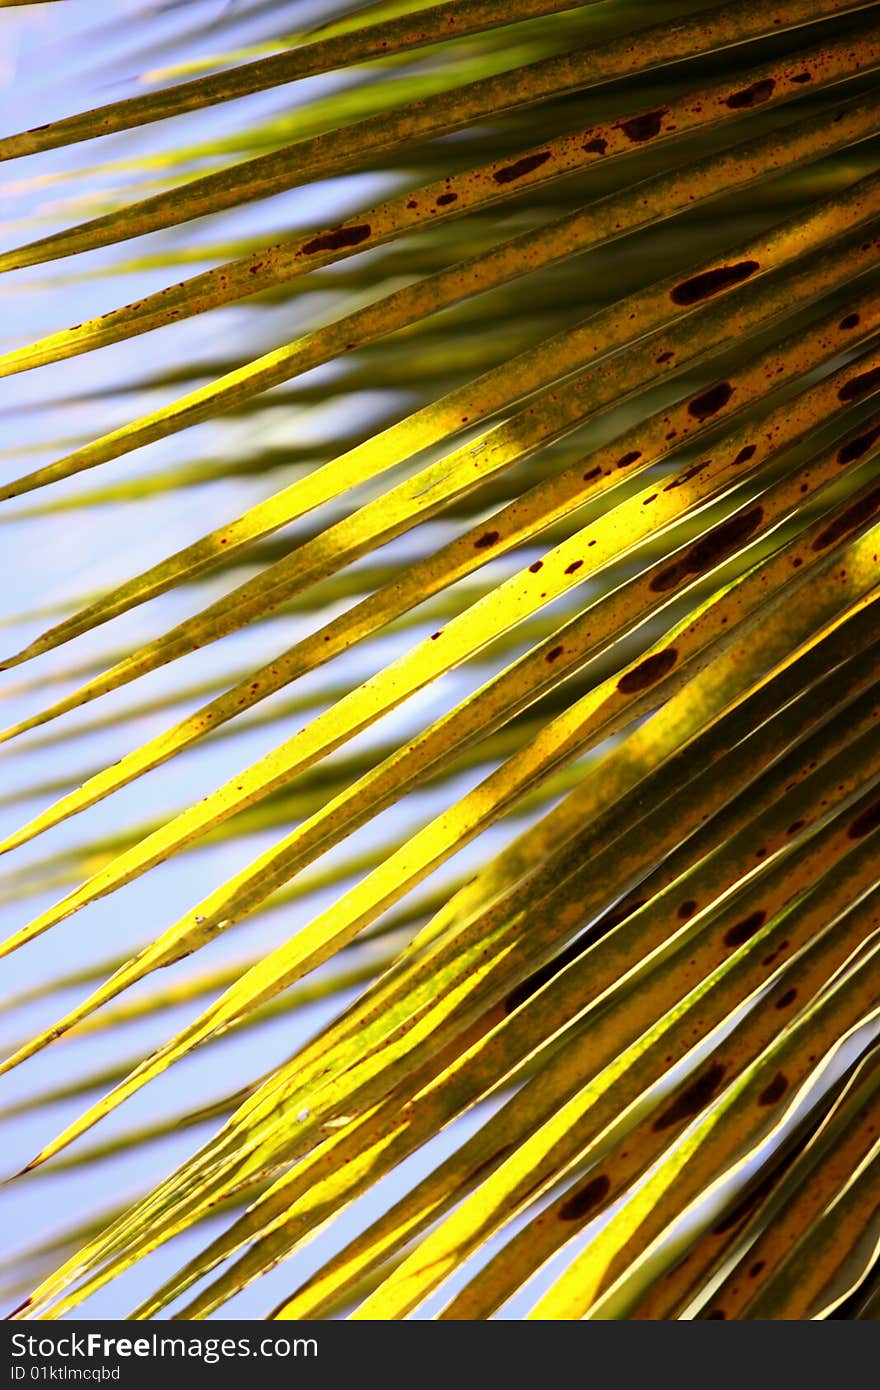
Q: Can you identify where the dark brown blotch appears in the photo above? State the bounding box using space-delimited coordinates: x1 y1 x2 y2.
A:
436 191 458 206
474 530 500 549
733 444 757 466
493 150 552 184
558 1174 612 1222
840 312 860 330
775 987 798 1010
758 1072 789 1106
529 560 544 573
671 260 759 307
583 465 602 481
726 77 776 108
678 899 698 920
546 645 564 663
650 506 764 593
617 449 642 469
565 560 584 575
848 797 880 840
837 424 880 466
618 107 667 142
617 647 678 694
689 381 734 421
664 461 705 491
302 223 371 255
838 366 880 402
653 1063 727 1131
724 909 767 949
811 485 880 551
583 136 608 155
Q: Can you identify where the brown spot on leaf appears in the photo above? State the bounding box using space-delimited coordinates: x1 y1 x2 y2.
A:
565 560 584 575
617 449 642 469
436 192 458 206
812 486 880 550
840 312 861 330
848 797 880 839
583 465 602 481
664 461 705 491
474 530 500 549
726 77 776 108
546 645 564 663
758 1072 789 1106
733 444 757 466
689 381 734 421
838 366 880 402
493 150 551 184
671 260 759 306
617 647 678 694
583 136 608 154
529 560 543 573
302 223 371 255
678 899 698 920
775 988 798 1010
837 425 880 466
559 1174 612 1221
724 909 767 948
762 939 789 967
653 1063 727 1131
618 107 667 142
790 71 812 83
650 506 764 593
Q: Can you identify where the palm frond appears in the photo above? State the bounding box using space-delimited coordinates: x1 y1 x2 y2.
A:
2 0 879 1320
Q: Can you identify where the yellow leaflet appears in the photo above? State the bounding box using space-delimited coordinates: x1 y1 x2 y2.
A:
4 350 879 970
0 0 864 275
2 234 878 879
2 91 877 515
167 734 880 1320
353 830 880 1318
5 19 877 375
641 1045 880 1319
440 868 880 1319
9 157 880 682
17 587 878 1318
12 520 880 1193
0 2 600 160
535 953 880 1319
